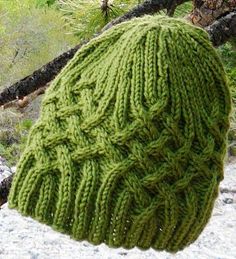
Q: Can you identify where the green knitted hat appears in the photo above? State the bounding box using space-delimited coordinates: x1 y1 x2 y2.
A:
9 15 231 252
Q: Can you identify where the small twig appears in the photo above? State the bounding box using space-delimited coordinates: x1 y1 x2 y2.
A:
101 0 109 17
1 85 48 110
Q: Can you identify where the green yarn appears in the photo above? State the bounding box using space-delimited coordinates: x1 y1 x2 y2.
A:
8 15 231 252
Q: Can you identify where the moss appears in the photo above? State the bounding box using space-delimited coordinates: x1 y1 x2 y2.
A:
0 110 33 166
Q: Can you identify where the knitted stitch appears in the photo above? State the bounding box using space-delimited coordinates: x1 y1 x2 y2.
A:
8 15 231 252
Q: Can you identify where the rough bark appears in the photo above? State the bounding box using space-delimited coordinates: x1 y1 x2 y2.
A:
206 10 236 46
189 0 236 27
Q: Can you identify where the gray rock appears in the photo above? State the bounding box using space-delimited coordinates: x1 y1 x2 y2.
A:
223 198 234 204
0 156 13 183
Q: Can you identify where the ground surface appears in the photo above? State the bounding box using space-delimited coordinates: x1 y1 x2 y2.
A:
0 163 235 259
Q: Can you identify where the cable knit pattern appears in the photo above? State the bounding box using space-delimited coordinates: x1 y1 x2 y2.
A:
8 15 231 252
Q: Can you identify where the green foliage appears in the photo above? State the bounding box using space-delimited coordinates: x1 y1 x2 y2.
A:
217 42 236 156
0 110 33 165
230 37 236 50
174 1 192 17
218 42 236 111
58 0 140 40
218 43 236 73
0 0 77 89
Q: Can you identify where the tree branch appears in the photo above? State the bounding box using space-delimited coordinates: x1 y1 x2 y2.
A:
0 43 84 106
0 0 189 107
102 0 189 30
206 10 236 46
1 85 47 110
167 0 179 17
189 0 236 27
